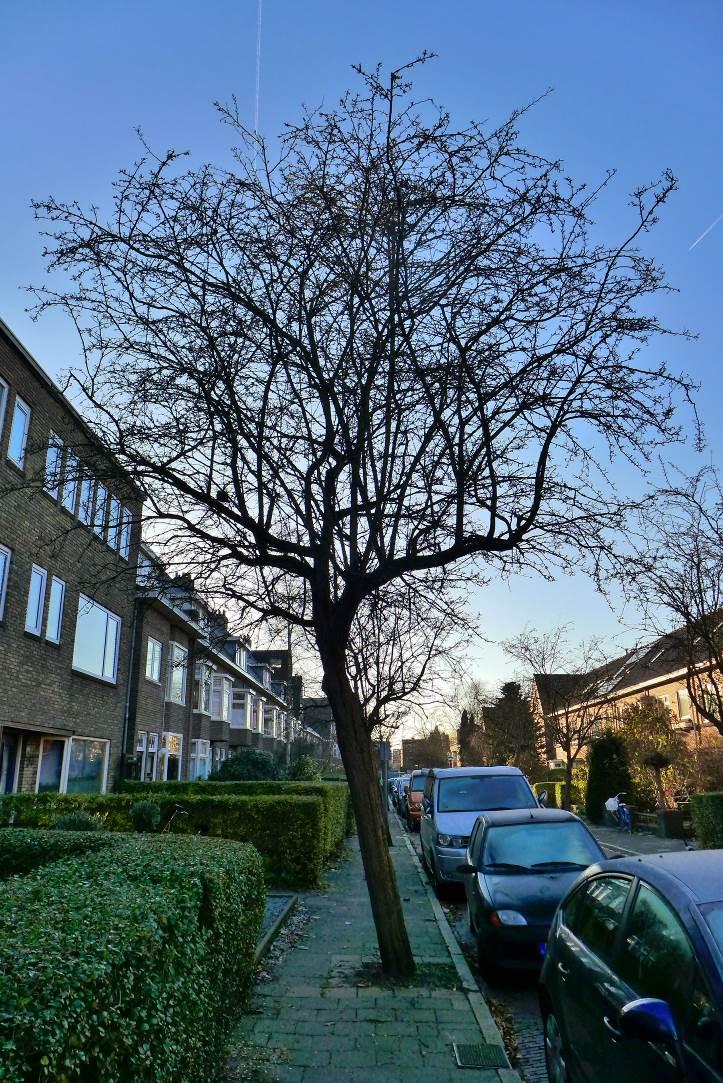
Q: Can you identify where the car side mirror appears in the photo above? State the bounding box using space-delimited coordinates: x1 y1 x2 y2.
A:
457 863 476 875
619 998 679 1046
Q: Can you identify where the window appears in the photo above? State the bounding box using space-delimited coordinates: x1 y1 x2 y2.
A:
72 594 121 681
677 688 692 720
44 432 64 498
7 396 31 468
193 663 212 713
145 636 163 682
108 497 121 550
0 544 10 621
563 875 632 967
138 732 159 782
79 475 94 525
190 739 211 781
167 643 188 704
45 576 65 643
0 377 7 443
93 482 107 538
66 738 108 794
25 564 47 635
37 737 65 793
212 675 233 720
62 452 80 513
119 507 132 561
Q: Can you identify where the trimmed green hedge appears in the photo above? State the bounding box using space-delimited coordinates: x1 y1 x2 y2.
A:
119 780 353 858
0 828 113 877
690 791 723 849
0 832 265 1083
0 793 325 888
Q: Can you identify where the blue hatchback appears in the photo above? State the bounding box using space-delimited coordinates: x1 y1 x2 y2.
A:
539 850 723 1082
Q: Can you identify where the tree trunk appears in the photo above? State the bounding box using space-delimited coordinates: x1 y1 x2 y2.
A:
318 637 415 977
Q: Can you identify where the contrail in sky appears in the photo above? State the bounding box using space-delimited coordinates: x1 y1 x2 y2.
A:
254 0 263 134
689 212 723 252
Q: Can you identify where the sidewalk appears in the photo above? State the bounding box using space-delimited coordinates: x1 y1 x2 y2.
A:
589 823 689 855
231 819 522 1082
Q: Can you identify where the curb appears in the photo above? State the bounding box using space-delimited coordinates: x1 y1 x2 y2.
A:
394 814 523 1082
254 893 298 963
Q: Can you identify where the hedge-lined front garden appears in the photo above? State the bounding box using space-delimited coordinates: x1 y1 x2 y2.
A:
0 831 265 1083
119 779 354 857
0 792 327 888
690 791 723 849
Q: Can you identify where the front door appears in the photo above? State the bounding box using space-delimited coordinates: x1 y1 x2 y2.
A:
0 732 19 793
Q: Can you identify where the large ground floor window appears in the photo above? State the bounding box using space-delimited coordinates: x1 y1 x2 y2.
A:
161 732 183 781
189 739 211 780
66 737 109 793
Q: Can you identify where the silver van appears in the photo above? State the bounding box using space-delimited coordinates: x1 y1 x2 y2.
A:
419 766 538 890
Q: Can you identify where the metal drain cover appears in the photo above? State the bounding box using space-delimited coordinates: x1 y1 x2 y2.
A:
452 1042 508 1069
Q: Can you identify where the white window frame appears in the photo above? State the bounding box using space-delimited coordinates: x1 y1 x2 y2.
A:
0 377 8 444
72 594 122 683
44 432 64 498
166 642 188 705
677 688 692 721
93 482 108 539
108 496 121 550
7 395 31 469
63 736 110 794
35 736 69 794
119 507 132 561
190 739 212 781
145 636 163 683
79 475 94 526
161 731 183 781
61 451 80 514
45 576 66 644
0 543 11 621
25 564 47 635
212 675 233 721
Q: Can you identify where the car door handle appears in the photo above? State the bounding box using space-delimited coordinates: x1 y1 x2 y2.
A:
557 962 570 978
603 1015 622 1039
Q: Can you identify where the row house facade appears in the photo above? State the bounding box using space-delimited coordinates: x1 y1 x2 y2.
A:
0 318 141 796
0 318 303 795
532 626 723 769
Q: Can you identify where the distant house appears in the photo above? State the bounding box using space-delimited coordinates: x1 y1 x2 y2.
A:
531 626 723 770
301 696 342 765
401 731 451 771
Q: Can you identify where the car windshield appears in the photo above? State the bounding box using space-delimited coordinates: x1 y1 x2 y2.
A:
411 777 426 791
481 822 602 872
437 775 536 813
701 901 723 955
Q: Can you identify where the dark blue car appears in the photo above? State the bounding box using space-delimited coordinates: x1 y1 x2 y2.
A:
539 850 723 1082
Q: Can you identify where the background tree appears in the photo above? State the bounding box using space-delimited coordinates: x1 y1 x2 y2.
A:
585 730 633 823
455 679 493 765
32 59 692 975
482 681 540 775
505 628 613 808
619 697 691 810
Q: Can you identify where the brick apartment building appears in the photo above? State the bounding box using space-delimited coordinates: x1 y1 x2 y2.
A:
0 318 141 794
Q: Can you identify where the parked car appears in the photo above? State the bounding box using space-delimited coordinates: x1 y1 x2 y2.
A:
419 766 539 891
392 774 410 811
458 808 605 974
403 769 429 831
540 850 723 1083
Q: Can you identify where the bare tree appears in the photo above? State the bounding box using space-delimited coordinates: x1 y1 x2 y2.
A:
631 468 723 739
505 628 612 806
31 58 693 974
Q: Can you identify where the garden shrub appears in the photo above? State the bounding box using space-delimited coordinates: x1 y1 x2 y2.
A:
51 810 103 832
584 730 634 823
209 747 279 781
0 833 265 1083
130 799 161 832
287 755 322 781
0 828 114 878
0 792 326 888
690 791 723 849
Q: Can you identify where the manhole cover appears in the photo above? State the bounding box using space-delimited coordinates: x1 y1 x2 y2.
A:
452 1042 508 1069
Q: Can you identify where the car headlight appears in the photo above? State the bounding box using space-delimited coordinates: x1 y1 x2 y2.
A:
436 833 469 848
490 910 528 926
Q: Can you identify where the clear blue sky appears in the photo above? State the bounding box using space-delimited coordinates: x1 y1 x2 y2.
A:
2 0 722 687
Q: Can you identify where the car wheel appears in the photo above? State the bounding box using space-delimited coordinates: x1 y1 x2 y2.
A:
543 1009 569 1083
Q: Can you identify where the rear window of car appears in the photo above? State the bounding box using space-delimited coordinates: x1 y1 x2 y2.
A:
410 776 426 791
437 775 536 813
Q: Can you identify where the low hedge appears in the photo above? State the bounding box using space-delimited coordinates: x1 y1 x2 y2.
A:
0 793 326 888
119 779 353 858
532 780 580 809
690 791 723 849
0 828 114 877
0 832 264 1083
